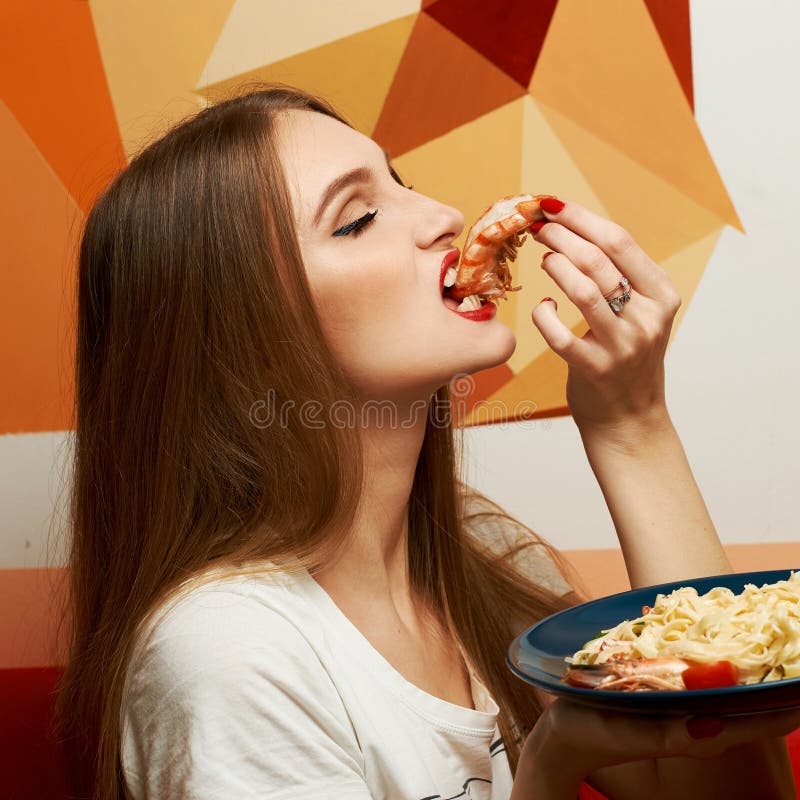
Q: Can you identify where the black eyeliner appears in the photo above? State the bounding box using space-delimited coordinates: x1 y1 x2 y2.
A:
330 163 413 238
333 209 378 237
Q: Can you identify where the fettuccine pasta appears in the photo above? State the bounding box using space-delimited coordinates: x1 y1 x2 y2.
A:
569 572 800 685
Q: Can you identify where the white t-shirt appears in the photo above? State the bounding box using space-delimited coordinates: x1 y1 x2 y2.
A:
121 523 570 799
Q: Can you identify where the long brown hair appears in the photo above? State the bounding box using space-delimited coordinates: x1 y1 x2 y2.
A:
53 83 579 800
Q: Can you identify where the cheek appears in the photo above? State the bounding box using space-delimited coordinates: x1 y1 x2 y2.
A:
307 258 409 369
325 294 408 354
308 261 517 398
308 248 400 307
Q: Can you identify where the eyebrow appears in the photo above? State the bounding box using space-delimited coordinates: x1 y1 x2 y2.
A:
312 148 393 228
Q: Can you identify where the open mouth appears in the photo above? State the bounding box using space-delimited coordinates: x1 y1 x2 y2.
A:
441 264 500 313
442 286 491 313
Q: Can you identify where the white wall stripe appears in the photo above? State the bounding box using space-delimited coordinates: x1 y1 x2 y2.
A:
0 431 71 569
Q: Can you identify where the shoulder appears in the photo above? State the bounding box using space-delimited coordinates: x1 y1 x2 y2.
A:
126 572 326 700
121 572 369 797
460 488 573 598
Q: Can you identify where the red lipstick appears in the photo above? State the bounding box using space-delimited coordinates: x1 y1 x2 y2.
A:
451 300 497 322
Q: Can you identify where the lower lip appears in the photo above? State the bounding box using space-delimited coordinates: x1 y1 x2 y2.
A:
442 296 497 322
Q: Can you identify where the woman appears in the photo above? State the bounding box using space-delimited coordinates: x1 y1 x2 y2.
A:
53 84 800 799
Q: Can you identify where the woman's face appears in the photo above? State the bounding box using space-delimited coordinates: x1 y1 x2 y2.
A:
275 110 516 401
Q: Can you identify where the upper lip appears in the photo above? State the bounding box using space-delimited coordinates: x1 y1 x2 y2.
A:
439 249 460 294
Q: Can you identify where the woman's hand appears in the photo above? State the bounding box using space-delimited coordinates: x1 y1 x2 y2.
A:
529 198 682 437
511 698 800 800
525 197 728 587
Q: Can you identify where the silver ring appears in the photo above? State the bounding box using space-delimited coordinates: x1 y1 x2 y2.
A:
605 277 631 313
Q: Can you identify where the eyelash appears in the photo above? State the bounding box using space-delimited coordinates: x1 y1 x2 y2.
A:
332 169 414 238
333 209 379 238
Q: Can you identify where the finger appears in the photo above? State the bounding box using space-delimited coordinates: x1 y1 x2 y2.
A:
549 699 800 776
539 251 626 342
536 226 626 304
536 198 679 306
531 296 600 368
706 708 800 751
547 701 695 770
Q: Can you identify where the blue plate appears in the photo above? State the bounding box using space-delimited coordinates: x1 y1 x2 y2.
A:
507 570 800 716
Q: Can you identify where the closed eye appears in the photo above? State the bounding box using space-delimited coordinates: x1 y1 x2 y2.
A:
333 209 378 237
331 157 412 238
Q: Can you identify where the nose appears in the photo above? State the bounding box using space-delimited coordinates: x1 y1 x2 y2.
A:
415 195 465 250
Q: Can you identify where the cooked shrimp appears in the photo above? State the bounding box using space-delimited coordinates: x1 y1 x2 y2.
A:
444 193 552 302
564 657 691 691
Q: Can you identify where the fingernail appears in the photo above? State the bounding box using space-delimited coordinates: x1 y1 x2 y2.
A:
530 221 546 233
542 251 554 261
541 297 557 310
687 717 725 739
540 197 565 215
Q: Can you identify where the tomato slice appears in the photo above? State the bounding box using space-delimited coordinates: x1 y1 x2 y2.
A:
681 660 740 690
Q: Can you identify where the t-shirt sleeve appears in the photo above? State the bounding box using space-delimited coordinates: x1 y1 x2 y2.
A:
121 587 373 800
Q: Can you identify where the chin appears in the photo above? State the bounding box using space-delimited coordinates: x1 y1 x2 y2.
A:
479 321 517 366
456 324 516 376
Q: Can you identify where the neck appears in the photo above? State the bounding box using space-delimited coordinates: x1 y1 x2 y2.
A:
313 391 436 618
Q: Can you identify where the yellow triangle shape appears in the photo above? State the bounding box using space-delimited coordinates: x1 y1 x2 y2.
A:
506 95 610 375
661 228 724 351
198 13 417 136
90 0 236 159
199 0 420 86
537 100 729 263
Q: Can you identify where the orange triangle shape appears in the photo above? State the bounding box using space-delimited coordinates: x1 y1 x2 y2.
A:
462 363 514 412
199 14 417 138
0 1 126 214
644 0 694 109
373 13 525 155
0 102 80 433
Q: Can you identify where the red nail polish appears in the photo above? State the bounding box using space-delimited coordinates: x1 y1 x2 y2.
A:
541 297 557 310
540 197 565 214
687 717 724 739
542 251 554 260
530 221 546 233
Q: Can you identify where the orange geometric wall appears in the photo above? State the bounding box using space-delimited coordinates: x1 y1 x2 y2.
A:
1 0 739 436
